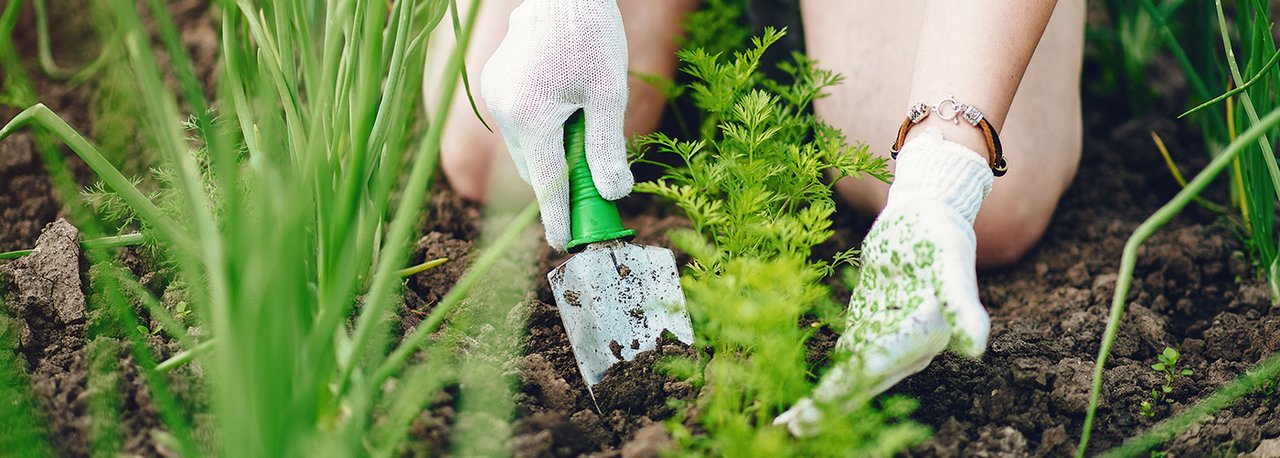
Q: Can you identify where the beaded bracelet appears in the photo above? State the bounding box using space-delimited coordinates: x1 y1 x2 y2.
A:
889 96 1008 177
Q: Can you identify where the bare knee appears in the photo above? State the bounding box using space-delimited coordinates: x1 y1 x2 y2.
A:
974 191 1057 268
441 126 501 202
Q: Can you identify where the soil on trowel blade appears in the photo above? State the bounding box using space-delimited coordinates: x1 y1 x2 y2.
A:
399 186 701 457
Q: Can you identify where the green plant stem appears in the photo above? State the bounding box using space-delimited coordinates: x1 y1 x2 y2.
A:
1101 351 1280 457
0 233 144 260
1213 0 1280 301
336 0 482 393
1179 48 1280 119
1139 0 1212 102
450 0 492 134
371 201 538 387
0 105 195 254
1077 106 1280 457
396 257 449 277
112 0 231 354
155 339 216 373
33 0 112 83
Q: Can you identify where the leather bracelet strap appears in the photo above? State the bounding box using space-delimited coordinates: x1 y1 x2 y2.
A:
889 97 1008 177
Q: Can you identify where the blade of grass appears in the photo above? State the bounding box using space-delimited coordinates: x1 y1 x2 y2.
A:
1228 93 1246 215
154 339 216 373
451 0 493 133
109 0 230 353
372 201 538 387
396 257 449 277
371 348 455 457
1140 0 1213 101
0 305 56 456
1179 48 1280 118
337 0 481 393
1213 0 1280 293
0 233 144 260
109 267 196 350
1150 131 1229 214
32 0 113 83
90 258 200 456
1214 0 1280 205
0 105 195 253
1077 105 1280 457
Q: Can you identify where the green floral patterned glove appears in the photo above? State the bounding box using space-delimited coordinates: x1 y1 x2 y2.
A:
775 127 994 436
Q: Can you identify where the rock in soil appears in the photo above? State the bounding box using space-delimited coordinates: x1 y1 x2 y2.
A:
1 219 90 455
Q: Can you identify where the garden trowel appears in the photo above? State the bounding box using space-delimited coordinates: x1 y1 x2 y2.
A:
547 110 695 394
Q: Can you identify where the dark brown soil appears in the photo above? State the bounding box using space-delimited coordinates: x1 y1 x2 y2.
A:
1 219 90 455
1 1 217 456
890 106 1280 456
399 194 700 457
3 2 1280 458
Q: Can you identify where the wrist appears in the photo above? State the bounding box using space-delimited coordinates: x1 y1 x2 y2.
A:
885 127 993 223
891 96 1007 177
905 116 988 160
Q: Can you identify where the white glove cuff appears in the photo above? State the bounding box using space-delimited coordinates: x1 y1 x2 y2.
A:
884 126 994 224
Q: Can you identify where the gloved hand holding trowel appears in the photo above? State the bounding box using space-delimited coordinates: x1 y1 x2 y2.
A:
477 0 1067 438
480 0 633 252
481 0 694 396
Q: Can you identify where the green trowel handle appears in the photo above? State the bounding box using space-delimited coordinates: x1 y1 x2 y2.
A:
564 110 635 252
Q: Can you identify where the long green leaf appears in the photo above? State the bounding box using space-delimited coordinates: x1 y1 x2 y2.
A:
1077 106 1280 457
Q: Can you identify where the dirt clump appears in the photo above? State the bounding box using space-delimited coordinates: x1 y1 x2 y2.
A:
1 219 90 455
510 322 699 457
593 334 697 416
0 134 62 253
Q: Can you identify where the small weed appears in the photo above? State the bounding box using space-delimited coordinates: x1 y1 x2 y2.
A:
1254 377 1278 406
134 325 160 337
1141 347 1192 417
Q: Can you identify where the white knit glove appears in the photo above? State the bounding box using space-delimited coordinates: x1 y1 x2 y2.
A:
774 127 994 436
480 0 633 250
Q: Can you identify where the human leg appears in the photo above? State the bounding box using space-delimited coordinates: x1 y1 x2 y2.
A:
800 0 1085 267
426 0 697 202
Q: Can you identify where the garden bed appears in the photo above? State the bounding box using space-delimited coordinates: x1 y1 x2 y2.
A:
2 1 1279 457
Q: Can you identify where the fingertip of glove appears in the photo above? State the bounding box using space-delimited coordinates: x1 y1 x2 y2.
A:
594 170 634 201
946 301 990 358
538 203 571 252
545 230 570 252
774 398 821 438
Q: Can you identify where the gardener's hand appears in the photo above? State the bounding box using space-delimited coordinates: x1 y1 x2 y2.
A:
774 127 994 436
481 0 633 250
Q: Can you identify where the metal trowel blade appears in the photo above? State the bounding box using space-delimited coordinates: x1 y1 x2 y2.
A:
547 240 694 390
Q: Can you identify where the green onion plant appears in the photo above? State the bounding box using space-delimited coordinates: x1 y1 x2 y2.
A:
0 0 542 455
1130 0 1280 294
1078 2 1280 455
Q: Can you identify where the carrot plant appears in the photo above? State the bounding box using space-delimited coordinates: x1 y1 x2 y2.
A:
1 0 541 455
635 28 926 456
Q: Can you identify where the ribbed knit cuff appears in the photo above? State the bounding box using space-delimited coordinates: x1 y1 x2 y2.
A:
884 127 994 224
